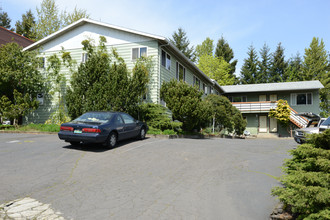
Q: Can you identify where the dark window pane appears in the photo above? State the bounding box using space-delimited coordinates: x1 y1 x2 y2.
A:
140 47 147 57
307 93 312 104
242 96 247 102
166 54 171 70
297 94 307 105
233 97 242 102
161 50 166 67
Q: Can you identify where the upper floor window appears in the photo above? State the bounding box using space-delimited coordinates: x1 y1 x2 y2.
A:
132 47 147 60
161 50 171 70
176 62 185 81
291 93 312 106
193 76 200 89
82 53 88 63
203 83 207 95
228 96 247 102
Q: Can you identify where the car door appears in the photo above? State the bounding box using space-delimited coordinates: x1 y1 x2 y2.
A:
113 114 125 141
120 113 139 139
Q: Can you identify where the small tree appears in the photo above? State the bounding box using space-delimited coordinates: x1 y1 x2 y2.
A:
269 99 291 136
160 79 209 132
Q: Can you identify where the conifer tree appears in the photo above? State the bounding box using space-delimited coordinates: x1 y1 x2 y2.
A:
240 45 259 84
0 10 13 30
257 43 271 83
169 27 196 62
284 53 303 82
269 42 287 83
215 36 238 76
15 10 37 40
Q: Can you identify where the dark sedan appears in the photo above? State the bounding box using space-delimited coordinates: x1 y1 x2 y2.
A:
58 111 148 148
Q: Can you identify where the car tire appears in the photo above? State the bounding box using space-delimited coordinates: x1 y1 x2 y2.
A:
70 141 80 146
107 132 117 148
138 127 146 140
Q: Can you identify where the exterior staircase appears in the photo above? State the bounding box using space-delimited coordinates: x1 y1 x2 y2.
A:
289 107 309 128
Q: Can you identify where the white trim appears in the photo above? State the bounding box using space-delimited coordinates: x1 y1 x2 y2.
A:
176 61 185 81
291 92 313 106
131 46 148 60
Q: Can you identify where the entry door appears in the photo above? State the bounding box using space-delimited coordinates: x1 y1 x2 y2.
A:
259 95 267 102
269 117 278 132
259 116 268 133
270 94 277 102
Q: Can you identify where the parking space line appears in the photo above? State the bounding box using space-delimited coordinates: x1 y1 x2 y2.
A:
119 139 167 154
6 140 20 143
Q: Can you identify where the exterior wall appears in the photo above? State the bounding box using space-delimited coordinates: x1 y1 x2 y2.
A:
228 89 321 136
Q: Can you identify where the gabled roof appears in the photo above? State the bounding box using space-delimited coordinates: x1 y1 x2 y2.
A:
0 26 34 48
221 80 324 94
23 18 223 92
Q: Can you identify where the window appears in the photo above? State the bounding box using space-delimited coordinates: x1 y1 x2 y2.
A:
132 47 147 60
121 113 135 124
229 96 247 102
176 62 185 81
291 93 312 106
193 76 200 89
82 53 88 63
38 57 45 69
161 50 171 70
203 83 207 95
114 115 124 125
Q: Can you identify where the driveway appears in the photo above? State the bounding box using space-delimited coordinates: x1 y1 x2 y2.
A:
0 133 296 219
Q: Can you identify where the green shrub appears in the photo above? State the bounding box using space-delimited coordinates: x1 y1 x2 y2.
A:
272 129 330 219
162 129 177 135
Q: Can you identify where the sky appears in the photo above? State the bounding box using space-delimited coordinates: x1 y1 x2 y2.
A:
2 0 330 75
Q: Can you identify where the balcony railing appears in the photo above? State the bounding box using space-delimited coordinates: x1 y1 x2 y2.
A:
232 101 277 113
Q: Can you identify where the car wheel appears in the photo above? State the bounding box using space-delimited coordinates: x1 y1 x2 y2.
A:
107 132 117 148
70 141 80 146
138 127 146 140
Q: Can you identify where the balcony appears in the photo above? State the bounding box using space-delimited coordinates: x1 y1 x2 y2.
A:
232 101 277 113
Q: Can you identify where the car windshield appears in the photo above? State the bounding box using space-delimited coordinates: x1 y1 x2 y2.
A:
72 112 114 124
322 117 330 126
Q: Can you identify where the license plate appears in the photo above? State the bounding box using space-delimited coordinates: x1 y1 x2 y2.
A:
74 130 82 134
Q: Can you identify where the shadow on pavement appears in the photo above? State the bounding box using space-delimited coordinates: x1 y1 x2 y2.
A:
62 137 150 153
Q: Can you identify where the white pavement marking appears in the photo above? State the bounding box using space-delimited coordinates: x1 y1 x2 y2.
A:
6 140 20 143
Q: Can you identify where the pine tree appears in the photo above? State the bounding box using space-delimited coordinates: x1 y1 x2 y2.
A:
0 10 13 31
215 36 238 76
240 45 259 84
15 10 37 40
303 37 329 116
169 27 196 62
269 42 287 83
257 43 271 83
284 53 303 82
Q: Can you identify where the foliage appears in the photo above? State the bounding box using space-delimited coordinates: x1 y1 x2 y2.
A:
257 43 271 83
215 36 238 77
272 129 330 219
195 37 214 59
197 54 234 86
269 99 291 128
15 9 37 40
240 45 259 84
0 10 13 30
0 123 60 132
269 42 287 83
138 103 182 131
66 36 151 119
204 94 246 135
0 42 43 125
160 79 209 131
284 53 303 82
35 0 90 40
302 37 329 116
169 27 196 62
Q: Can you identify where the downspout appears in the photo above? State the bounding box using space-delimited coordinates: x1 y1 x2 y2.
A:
158 41 170 104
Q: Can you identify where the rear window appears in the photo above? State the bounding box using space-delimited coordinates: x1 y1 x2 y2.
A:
73 112 114 124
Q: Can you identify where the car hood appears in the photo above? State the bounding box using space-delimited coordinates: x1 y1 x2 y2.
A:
296 127 319 133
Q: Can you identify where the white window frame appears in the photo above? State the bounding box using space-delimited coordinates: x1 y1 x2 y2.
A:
82 53 88 63
176 62 185 81
161 50 171 70
203 83 207 95
132 47 148 60
291 93 313 106
193 76 200 90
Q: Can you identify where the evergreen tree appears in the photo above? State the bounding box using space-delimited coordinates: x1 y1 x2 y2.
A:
257 43 271 83
303 37 329 116
215 36 238 76
15 10 37 40
269 42 287 83
169 27 196 62
240 45 259 84
0 10 13 30
284 53 303 82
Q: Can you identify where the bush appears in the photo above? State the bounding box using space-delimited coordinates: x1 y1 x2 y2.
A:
272 129 330 219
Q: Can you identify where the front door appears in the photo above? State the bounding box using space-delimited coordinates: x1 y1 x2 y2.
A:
259 116 268 133
269 117 278 132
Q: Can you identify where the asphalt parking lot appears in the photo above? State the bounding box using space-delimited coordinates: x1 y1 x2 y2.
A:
0 133 296 219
